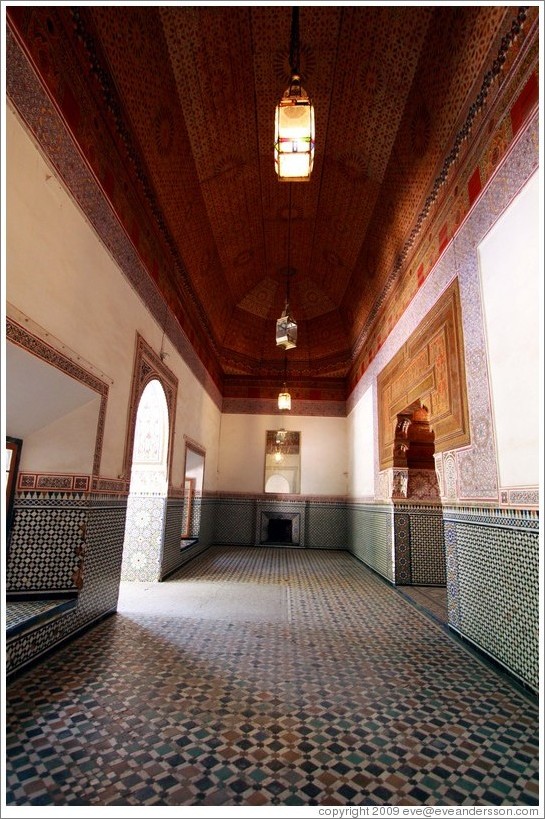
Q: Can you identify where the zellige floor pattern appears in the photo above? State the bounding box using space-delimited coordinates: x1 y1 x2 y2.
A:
4 546 540 807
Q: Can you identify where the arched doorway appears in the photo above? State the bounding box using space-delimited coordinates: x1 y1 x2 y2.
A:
393 402 440 497
181 439 206 545
121 378 169 581
392 402 446 593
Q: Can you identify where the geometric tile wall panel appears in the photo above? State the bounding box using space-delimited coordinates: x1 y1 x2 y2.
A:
160 498 185 579
409 507 445 585
6 498 126 677
347 504 393 582
212 498 256 545
77 498 127 625
160 498 210 578
394 504 446 586
203 496 347 550
189 497 202 539
305 503 347 549
393 511 411 584
120 495 167 582
444 507 539 692
377 279 470 471
195 498 218 550
6 493 87 592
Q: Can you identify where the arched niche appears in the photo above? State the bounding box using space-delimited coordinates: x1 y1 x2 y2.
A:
122 333 178 483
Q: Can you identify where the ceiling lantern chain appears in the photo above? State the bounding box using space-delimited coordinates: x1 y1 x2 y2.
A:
274 6 315 182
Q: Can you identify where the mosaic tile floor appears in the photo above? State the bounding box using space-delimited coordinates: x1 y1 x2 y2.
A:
395 585 448 624
4 546 540 808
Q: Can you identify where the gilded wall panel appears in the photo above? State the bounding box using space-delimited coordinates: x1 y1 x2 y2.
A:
378 279 469 471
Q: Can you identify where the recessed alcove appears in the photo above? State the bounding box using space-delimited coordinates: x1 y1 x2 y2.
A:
259 511 300 546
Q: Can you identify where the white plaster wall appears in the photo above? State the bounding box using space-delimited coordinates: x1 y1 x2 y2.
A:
478 171 540 488
185 447 205 491
218 414 348 496
346 385 375 499
7 106 221 488
18 398 102 475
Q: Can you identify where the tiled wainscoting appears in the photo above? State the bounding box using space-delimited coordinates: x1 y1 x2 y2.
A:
345 502 445 587
393 503 446 586
445 506 539 693
6 491 538 694
119 494 211 582
6 493 127 678
7 492 88 592
204 495 347 550
347 503 394 582
161 497 185 578
121 495 166 582
161 496 210 580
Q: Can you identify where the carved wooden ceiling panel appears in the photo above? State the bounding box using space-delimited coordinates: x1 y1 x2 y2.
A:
7 5 532 396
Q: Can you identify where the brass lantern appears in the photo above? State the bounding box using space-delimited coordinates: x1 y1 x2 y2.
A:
274 7 315 182
278 384 292 411
276 305 298 351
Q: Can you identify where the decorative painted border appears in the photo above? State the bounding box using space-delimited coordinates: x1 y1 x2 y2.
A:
90 477 130 495
168 486 186 500
500 487 539 507
443 505 539 531
6 318 108 476
6 25 223 411
205 490 349 505
221 397 347 418
183 435 206 456
18 473 90 493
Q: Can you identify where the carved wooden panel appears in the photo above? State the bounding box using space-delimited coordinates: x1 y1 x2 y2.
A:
378 279 469 470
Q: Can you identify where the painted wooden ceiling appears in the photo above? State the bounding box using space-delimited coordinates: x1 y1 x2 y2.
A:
7 5 528 400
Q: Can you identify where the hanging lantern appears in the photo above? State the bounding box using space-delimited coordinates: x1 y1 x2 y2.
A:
278 385 292 411
274 76 315 182
274 8 315 182
276 306 298 350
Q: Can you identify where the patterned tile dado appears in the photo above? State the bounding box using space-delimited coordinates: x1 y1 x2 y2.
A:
211 497 256 546
444 507 539 692
6 498 126 677
404 506 445 586
5 547 539 806
121 495 166 582
347 504 393 582
161 498 185 579
6 492 87 592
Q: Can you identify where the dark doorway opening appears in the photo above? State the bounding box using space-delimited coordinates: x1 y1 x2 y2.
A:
266 518 292 543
